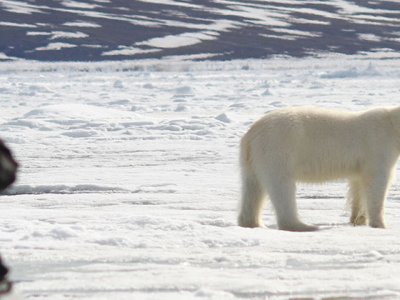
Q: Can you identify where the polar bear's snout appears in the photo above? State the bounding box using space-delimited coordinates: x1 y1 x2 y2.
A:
0 141 18 191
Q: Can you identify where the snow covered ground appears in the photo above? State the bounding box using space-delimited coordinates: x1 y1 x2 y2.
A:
1 56 400 299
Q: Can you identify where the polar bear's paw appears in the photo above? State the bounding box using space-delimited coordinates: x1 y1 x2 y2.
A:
238 216 265 228
278 222 319 232
351 215 367 226
369 220 386 229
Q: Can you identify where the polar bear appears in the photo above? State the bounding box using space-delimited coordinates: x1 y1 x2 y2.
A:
238 106 400 231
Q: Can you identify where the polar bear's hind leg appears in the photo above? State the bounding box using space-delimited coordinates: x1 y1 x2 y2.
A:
348 180 367 226
238 163 266 228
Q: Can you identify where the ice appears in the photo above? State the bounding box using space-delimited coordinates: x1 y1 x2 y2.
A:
102 47 161 57
137 32 217 49
2 184 129 195
270 27 323 38
174 85 193 95
26 31 88 40
215 113 231 123
0 1 43 14
358 33 382 42
62 21 102 28
1 57 400 299
320 62 381 79
130 20 235 52
49 31 89 40
60 1 100 9
35 43 77 51
135 0 202 9
0 22 36 28
0 53 11 61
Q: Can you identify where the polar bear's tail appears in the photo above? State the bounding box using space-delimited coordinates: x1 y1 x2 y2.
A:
238 136 265 228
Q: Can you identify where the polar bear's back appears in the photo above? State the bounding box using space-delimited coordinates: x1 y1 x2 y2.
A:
244 106 360 148
242 106 393 182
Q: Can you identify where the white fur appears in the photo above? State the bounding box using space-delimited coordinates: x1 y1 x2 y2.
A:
238 106 400 231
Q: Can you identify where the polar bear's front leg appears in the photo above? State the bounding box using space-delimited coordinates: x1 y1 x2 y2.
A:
363 174 390 229
348 180 367 226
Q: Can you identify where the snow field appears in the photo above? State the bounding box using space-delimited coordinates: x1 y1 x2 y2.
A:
1 57 400 299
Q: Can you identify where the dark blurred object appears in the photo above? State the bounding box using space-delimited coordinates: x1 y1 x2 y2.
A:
0 140 17 296
0 257 11 295
0 257 11 294
0 140 18 191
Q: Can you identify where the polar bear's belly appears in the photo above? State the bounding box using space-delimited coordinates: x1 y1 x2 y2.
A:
293 154 360 183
